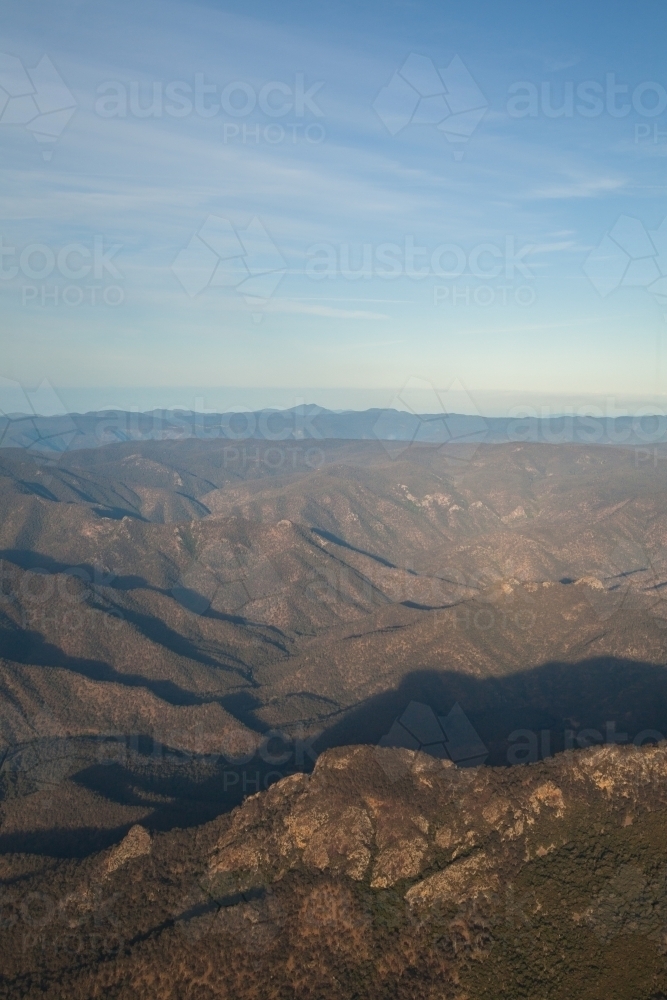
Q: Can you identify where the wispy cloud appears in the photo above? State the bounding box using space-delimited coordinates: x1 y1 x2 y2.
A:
0 0 663 399
528 176 626 199
266 300 389 319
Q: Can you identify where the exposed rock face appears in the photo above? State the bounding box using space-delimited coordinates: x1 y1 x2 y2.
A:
195 743 667 998
104 824 152 875
206 742 667 898
404 851 498 908
4 743 667 1000
5 438 667 865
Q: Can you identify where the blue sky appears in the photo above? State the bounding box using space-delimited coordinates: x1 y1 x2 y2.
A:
1 0 666 414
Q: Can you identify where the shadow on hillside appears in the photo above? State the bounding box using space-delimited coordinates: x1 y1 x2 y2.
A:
4 654 667 858
314 657 667 765
0 735 299 857
0 549 294 642
0 822 140 859
311 528 407 570
0 548 160 594
0 621 250 703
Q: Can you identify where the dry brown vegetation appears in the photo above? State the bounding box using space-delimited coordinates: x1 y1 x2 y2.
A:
1 436 667 995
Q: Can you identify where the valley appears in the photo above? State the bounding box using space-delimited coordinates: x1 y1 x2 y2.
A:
2 433 667 997
1 436 667 849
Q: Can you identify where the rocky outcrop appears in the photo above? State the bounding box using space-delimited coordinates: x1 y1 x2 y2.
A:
207 742 667 901
5 743 667 1000
104 824 152 875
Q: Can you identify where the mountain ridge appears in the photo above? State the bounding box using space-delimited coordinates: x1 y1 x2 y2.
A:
2 406 667 453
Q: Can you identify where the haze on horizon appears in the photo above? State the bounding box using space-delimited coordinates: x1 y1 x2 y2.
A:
1 0 666 415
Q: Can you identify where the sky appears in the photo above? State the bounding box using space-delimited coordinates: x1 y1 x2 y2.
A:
1 0 666 415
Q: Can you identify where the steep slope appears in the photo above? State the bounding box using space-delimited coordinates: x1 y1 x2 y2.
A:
1 438 667 855
3 743 667 999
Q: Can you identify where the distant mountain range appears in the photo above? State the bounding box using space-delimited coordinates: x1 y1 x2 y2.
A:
1 404 666 453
